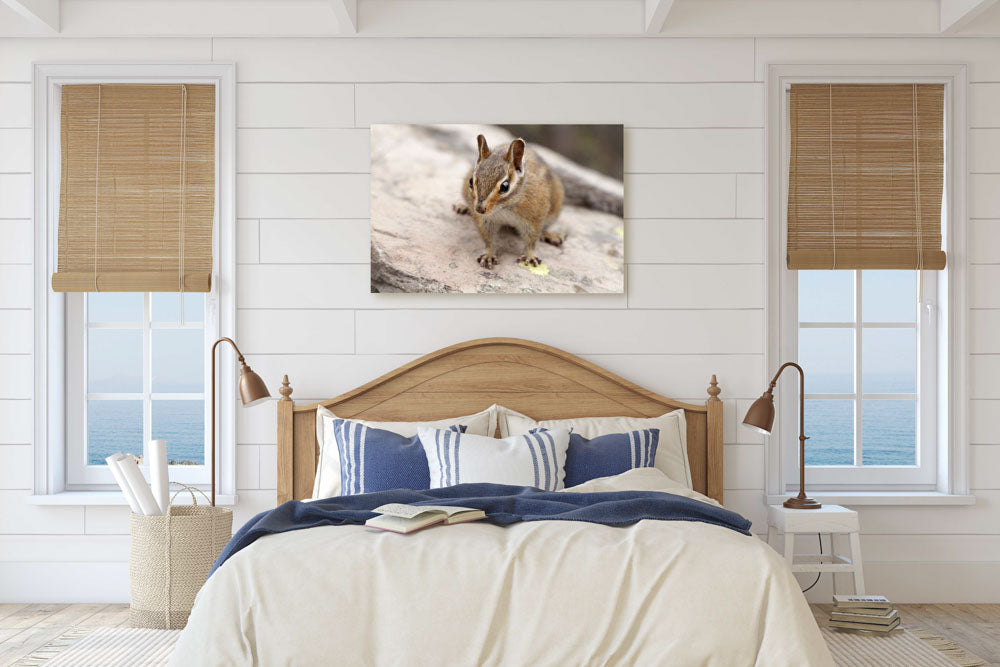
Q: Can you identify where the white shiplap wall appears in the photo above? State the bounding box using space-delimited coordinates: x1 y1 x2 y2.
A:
0 35 998 603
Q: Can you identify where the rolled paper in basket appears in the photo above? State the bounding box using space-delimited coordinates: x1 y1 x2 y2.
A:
149 440 170 515
106 454 142 514
117 454 162 516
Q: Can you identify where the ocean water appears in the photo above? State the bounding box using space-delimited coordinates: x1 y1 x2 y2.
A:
88 400 205 465
804 399 916 466
801 372 917 466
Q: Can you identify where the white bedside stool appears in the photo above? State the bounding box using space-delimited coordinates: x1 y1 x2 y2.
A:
766 504 866 595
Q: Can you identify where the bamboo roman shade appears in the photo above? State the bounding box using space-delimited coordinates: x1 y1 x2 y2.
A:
787 83 946 270
52 84 216 292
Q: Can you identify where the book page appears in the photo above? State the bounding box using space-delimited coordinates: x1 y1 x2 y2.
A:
365 514 446 534
414 505 480 516
372 503 442 519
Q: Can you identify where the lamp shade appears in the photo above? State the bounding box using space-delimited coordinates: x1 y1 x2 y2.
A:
742 391 775 435
238 364 271 407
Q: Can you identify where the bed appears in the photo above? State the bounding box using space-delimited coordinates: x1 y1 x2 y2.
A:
172 338 833 665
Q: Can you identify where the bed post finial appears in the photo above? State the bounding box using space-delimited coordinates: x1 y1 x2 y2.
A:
279 374 293 402
707 374 721 402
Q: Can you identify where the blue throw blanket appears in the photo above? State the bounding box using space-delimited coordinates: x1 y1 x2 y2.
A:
211 483 751 576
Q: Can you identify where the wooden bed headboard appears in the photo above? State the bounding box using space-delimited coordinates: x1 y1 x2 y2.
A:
276 338 723 505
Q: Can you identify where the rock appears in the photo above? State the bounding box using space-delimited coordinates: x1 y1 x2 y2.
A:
370 124 625 293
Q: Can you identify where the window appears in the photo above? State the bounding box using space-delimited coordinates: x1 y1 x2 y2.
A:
765 64 969 499
32 63 236 500
65 292 210 487
791 269 937 486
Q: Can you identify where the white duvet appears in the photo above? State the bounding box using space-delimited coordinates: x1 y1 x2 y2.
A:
172 470 833 666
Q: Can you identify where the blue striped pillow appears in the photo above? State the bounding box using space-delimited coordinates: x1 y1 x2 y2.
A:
333 419 465 496
563 428 660 487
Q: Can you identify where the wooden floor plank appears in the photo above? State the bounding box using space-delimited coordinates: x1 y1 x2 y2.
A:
34 604 107 629
0 604 68 630
78 604 129 628
0 609 23 626
963 604 1000 623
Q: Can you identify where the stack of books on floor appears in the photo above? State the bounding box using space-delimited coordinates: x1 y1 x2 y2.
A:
829 595 901 634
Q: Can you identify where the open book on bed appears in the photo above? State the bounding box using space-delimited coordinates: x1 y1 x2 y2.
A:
365 503 486 534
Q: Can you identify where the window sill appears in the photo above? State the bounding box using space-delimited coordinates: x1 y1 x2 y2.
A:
766 492 975 506
26 492 239 507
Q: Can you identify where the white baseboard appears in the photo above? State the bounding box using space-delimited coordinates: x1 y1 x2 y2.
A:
0 562 129 603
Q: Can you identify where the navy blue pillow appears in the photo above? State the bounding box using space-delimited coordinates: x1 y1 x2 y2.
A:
562 428 660 487
333 419 465 495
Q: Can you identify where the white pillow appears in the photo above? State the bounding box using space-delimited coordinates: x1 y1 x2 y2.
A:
563 467 679 493
563 468 721 508
498 406 692 489
418 427 571 491
312 404 498 499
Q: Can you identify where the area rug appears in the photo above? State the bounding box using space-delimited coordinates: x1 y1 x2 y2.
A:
13 624 987 666
12 627 181 666
822 626 986 667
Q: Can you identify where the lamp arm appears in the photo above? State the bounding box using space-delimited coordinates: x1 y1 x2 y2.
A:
209 336 244 508
768 360 807 442
212 336 245 364
767 361 803 390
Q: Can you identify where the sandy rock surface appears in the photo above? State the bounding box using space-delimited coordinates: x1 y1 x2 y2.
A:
370 124 625 293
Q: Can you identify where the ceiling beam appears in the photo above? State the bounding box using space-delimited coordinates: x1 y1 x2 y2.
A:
644 0 675 34
940 0 999 32
1 0 59 32
330 0 358 32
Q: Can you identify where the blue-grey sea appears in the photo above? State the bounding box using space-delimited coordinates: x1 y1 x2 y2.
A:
803 372 917 465
88 400 205 465
805 399 915 465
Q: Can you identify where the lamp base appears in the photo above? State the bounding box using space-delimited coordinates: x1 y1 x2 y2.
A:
783 496 822 510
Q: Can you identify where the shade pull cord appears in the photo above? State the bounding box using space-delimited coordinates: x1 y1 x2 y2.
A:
178 85 188 295
912 84 924 272
93 84 102 292
828 84 837 270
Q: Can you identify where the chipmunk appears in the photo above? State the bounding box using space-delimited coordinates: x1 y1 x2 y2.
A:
453 135 565 269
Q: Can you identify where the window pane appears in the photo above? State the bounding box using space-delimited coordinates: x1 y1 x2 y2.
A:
151 330 204 392
799 328 854 393
153 292 206 323
88 329 142 393
862 271 916 323
152 400 205 465
152 293 182 322
183 293 204 323
804 399 854 465
87 293 142 323
862 329 916 393
862 399 916 466
799 271 854 322
87 399 142 464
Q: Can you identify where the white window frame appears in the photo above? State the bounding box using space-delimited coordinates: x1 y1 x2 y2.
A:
31 63 237 503
65 292 211 487
787 269 937 487
764 63 970 502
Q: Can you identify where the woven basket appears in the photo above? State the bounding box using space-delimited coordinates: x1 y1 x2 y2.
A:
129 486 232 629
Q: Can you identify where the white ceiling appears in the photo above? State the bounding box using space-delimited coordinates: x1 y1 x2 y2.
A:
2 0 1000 37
